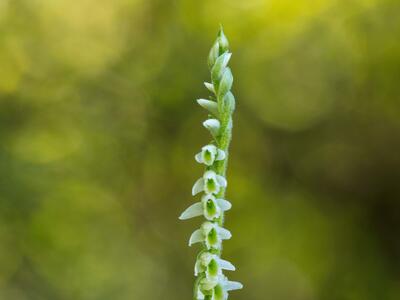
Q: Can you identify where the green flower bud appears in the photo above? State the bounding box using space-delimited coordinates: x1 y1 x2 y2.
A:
218 26 229 53
218 67 233 98
208 41 220 70
223 91 235 113
211 52 232 83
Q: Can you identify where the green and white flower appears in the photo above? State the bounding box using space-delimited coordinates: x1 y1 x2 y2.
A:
198 275 243 300
194 252 235 277
179 194 231 221
189 221 231 249
192 170 227 196
195 145 225 166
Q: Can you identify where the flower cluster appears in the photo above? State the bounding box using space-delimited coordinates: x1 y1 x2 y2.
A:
179 26 242 300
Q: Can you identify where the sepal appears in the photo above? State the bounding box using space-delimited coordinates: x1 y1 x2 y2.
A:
197 99 219 117
211 52 232 82
204 82 215 94
217 26 229 53
218 67 233 98
179 202 203 220
208 41 220 70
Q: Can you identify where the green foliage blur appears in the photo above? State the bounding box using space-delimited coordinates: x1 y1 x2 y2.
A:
0 0 399 299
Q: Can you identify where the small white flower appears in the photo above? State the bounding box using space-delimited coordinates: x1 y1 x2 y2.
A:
192 170 227 196
203 119 221 137
198 274 243 300
179 194 232 221
189 221 231 250
194 252 235 278
195 145 225 166
197 99 219 117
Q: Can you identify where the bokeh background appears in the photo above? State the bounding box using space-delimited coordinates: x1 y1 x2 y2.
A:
0 0 399 299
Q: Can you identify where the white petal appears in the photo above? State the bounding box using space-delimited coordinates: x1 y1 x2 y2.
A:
204 82 215 93
216 199 232 211
204 170 217 180
203 119 220 136
197 99 219 117
195 152 204 164
216 227 232 240
202 144 218 155
217 258 235 271
194 260 201 276
216 149 226 161
201 146 216 166
179 202 203 220
224 281 243 291
197 289 205 300
216 175 227 188
201 221 215 235
192 178 204 195
200 277 219 290
189 229 204 246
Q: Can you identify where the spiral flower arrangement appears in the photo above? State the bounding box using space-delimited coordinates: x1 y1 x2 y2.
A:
179 26 242 300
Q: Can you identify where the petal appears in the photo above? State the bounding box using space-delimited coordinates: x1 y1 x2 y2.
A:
200 277 219 291
204 170 217 180
179 202 203 220
197 289 205 300
202 144 218 155
216 199 232 211
197 99 219 117
194 259 202 276
224 281 243 291
192 178 205 195
213 284 227 300
216 149 226 161
189 229 204 246
203 119 220 136
202 147 216 166
195 152 204 164
216 175 227 188
217 258 235 271
216 227 232 240
204 82 215 93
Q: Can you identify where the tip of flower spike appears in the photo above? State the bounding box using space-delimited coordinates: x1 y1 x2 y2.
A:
218 24 224 36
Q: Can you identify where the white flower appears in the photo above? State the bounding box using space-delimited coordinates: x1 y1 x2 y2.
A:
203 119 221 137
192 170 227 196
195 145 225 166
197 99 219 117
179 194 231 221
194 252 235 278
198 274 243 300
189 221 231 250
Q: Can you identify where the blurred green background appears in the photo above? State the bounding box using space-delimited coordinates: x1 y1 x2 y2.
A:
0 0 399 299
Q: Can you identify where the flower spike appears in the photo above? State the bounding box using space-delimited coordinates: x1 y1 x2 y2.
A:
179 26 242 300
